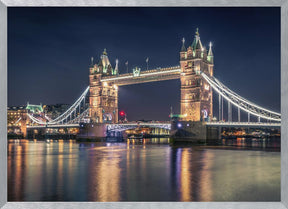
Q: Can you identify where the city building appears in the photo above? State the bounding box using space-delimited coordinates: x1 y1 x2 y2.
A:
7 103 44 137
43 104 70 119
7 103 73 137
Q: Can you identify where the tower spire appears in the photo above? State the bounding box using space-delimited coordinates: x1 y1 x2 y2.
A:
170 106 173 118
208 42 213 56
103 48 107 55
207 42 214 63
196 27 199 36
91 57 94 66
195 28 200 42
100 48 111 74
192 28 202 50
114 59 119 75
181 37 186 52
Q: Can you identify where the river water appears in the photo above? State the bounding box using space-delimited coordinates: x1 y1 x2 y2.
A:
8 138 280 201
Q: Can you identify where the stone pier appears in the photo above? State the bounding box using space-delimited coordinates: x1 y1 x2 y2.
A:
170 120 220 143
77 123 107 141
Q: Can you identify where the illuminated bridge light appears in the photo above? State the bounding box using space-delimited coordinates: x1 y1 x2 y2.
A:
200 72 281 122
206 122 281 127
100 67 181 82
28 86 90 125
25 62 281 128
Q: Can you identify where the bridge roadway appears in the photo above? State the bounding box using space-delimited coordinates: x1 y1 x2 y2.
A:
106 122 171 132
26 124 80 129
101 66 181 86
26 122 171 130
206 122 281 128
27 121 281 130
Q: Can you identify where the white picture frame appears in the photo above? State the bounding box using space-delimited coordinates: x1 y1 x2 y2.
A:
0 1 287 209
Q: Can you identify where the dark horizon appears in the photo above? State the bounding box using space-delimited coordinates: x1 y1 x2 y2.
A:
8 7 280 121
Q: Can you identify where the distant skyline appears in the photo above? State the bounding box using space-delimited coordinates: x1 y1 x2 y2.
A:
8 7 280 121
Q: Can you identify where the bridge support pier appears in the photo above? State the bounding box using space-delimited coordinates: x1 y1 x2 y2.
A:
77 123 107 141
170 120 220 143
206 126 221 144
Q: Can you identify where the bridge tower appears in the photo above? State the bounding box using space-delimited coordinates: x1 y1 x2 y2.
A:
180 29 214 121
89 49 119 123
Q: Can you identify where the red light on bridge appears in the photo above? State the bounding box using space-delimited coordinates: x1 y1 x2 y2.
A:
119 111 125 116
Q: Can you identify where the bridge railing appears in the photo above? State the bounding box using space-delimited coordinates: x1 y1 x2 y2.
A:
206 121 281 127
107 122 171 131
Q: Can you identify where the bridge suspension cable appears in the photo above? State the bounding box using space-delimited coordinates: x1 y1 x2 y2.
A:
67 108 90 124
200 72 281 122
27 113 48 124
27 86 90 125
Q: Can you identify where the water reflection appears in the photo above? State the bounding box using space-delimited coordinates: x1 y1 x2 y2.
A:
222 137 280 150
199 150 213 201
180 149 191 201
8 138 280 201
87 143 122 201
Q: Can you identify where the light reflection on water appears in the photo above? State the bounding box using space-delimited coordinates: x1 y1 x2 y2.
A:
8 138 280 201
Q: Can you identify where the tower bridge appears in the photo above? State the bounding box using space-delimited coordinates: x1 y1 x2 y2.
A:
24 28 281 141
88 29 214 124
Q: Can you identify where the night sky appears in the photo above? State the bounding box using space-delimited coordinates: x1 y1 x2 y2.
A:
8 7 280 121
